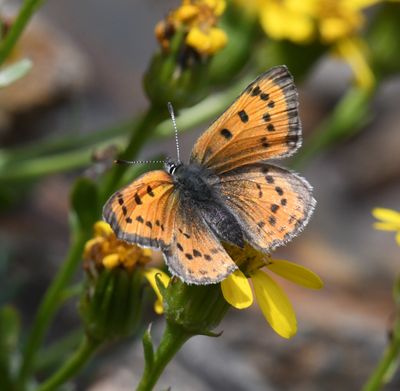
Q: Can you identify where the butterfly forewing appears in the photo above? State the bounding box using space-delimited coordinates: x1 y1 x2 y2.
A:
103 170 178 249
165 198 237 284
190 66 301 174
217 163 315 252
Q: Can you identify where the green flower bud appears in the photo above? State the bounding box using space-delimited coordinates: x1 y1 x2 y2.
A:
160 277 230 336
79 267 143 342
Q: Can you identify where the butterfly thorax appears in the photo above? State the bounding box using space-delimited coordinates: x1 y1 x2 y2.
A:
168 161 218 202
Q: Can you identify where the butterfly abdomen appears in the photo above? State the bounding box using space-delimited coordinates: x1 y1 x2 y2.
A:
173 163 245 248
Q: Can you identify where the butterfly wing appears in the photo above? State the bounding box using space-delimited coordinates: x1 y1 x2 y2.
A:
103 170 178 249
190 65 301 174
165 197 237 284
217 163 315 252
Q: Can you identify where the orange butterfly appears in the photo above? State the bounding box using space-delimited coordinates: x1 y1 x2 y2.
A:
103 66 315 284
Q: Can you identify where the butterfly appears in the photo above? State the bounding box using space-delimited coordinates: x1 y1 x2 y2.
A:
103 65 315 285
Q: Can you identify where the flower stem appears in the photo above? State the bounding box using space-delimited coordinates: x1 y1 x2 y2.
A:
99 106 168 202
136 322 192 391
36 336 99 391
0 0 47 66
362 322 400 391
17 228 89 389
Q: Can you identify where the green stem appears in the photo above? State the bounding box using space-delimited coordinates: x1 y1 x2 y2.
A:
136 322 191 391
34 329 83 372
36 336 99 391
0 120 134 164
99 106 168 202
362 321 400 391
17 229 89 389
0 0 47 66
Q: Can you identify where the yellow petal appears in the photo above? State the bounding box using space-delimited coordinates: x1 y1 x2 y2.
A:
372 208 400 225
334 37 374 90
266 259 323 290
260 4 315 43
221 269 253 309
102 254 120 269
174 4 199 22
83 237 103 258
207 28 228 54
252 270 297 339
320 17 354 43
142 268 170 314
94 221 114 237
373 222 400 231
186 26 227 55
204 0 226 15
396 232 400 247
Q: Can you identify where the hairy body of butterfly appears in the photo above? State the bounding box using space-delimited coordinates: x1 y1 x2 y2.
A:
103 65 316 285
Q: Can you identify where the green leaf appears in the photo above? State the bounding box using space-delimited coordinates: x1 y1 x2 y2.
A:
0 58 32 88
0 306 20 389
142 324 155 372
70 177 99 232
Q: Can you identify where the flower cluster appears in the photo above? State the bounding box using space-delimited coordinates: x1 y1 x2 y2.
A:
155 0 228 57
83 221 170 314
235 0 391 89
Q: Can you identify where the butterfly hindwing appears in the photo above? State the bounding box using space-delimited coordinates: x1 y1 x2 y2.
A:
190 65 301 174
165 198 237 284
103 170 178 249
217 163 315 252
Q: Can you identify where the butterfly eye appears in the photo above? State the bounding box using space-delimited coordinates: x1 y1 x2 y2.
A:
168 164 177 175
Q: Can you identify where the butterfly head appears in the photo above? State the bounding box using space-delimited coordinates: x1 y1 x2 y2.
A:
165 157 183 176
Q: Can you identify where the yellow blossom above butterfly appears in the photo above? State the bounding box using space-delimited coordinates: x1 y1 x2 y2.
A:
155 0 228 56
235 0 397 90
221 244 323 339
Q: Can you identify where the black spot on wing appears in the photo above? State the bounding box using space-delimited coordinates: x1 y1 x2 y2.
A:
147 186 155 197
220 128 232 140
134 193 142 205
193 249 202 257
238 110 249 123
271 204 279 213
267 124 275 132
263 113 271 122
251 85 261 96
269 216 276 226
265 175 274 184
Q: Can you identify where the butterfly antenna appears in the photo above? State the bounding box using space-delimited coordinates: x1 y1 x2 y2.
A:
114 159 165 165
167 102 181 162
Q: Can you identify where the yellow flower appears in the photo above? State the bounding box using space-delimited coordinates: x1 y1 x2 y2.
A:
84 221 170 314
155 0 228 56
236 0 396 90
372 208 400 246
221 245 323 339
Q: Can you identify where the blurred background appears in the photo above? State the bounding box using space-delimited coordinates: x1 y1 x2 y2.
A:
1 0 400 390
